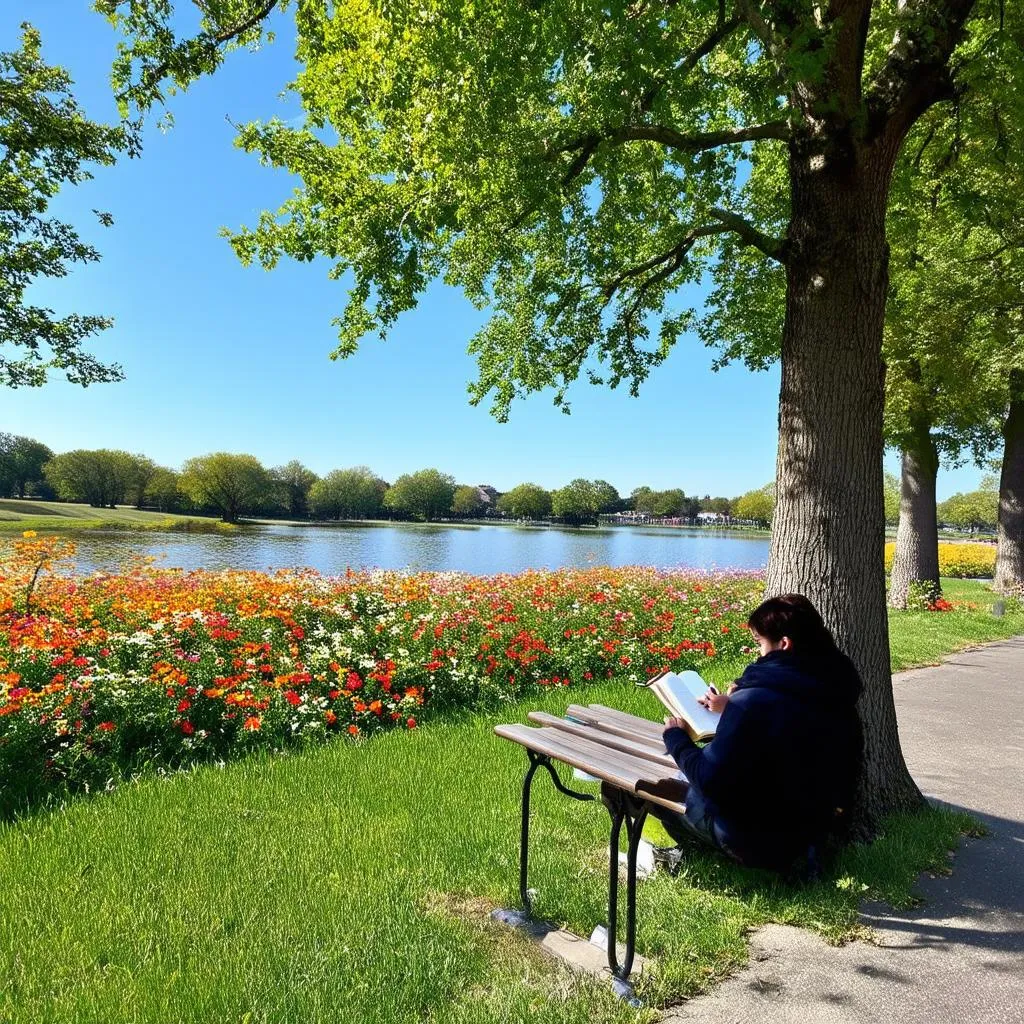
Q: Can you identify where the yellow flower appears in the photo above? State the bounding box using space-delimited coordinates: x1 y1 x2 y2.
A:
21 530 37 539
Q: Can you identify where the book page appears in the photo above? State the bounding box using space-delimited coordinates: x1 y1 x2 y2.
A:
650 670 720 741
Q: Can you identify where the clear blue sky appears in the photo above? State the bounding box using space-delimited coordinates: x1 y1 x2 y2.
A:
3 3 988 500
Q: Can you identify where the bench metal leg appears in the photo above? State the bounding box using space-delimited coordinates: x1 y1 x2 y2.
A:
602 784 649 981
518 750 594 915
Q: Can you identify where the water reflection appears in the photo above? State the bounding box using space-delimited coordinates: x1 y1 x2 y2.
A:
39 522 770 576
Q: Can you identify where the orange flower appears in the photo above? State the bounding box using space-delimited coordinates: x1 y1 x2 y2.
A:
243 716 261 731
347 724 359 736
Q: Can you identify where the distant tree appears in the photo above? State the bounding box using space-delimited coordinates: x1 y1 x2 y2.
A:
272 460 318 518
145 467 180 512
0 434 52 497
592 479 621 514
652 489 687 518
180 452 270 523
451 485 486 518
734 485 775 528
122 453 158 509
383 468 455 522
630 487 655 515
309 466 388 520
681 497 701 520
1 25 130 390
707 497 732 516
551 479 600 524
496 483 552 520
44 449 130 507
883 471 901 528
937 491 999 534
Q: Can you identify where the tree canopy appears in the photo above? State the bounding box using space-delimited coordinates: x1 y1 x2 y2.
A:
309 466 388 520
0 433 52 498
99 1 1014 415
1 24 131 388
44 449 134 508
496 483 552 520
272 460 319 518
451 485 487 518
383 469 456 522
733 484 774 526
180 452 270 523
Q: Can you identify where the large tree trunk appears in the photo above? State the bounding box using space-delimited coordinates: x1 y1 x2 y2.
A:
995 385 1024 595
768 142 922 833
888 422 940 609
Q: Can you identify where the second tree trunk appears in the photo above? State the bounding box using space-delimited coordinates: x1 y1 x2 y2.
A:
995 390 1024 595
888 424 940 609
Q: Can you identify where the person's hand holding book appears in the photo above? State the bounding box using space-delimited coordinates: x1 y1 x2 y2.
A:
698 687 730 713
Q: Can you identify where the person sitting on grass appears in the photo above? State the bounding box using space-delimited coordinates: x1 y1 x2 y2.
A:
650 593 863 876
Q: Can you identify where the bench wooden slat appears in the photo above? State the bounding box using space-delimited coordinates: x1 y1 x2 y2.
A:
494 724 686 812
527 711 676 769
588 704 667 738
564 705 666 746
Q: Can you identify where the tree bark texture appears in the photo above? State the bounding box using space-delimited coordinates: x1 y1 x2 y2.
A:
995 390 1024 595
767 141 922 830
888 423 940 609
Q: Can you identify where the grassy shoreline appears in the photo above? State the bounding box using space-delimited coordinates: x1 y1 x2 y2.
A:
0 576 1016 1022
0 499 232 533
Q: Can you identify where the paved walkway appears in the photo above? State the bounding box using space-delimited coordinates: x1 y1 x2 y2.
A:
666 636 1024 1024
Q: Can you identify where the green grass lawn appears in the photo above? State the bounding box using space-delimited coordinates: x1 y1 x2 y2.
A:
888 578 1024 670
0 499 231 533
0 582 1016 1023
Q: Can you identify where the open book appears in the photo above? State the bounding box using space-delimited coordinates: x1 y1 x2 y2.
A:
638 670 721 742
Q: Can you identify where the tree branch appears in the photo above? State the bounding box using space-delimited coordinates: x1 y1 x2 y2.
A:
640 14 743 111
614 119 791 151
734 0 786 56
709 208 786 261
553 119 790 168
864 0 978 145
121 0 281 105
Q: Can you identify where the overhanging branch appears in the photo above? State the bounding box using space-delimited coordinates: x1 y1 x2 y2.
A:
551 119 790 180
709 208 786 262
120 0 281 106
610 120 791 151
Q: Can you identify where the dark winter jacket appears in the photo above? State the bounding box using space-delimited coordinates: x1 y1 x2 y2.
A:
663 648 863 870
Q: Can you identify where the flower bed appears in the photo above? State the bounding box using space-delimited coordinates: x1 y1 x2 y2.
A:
884 541 996 579
0 534 764 816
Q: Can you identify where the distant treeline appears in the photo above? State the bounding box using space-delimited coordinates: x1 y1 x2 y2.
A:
0 433 998 531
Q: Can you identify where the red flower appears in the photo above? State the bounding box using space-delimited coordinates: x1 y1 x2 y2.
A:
406 717 417 729
345 672 363 691
177 699 191 712
284 690 301 706
243 716 261 731
180 720 195 736
97 721 116 732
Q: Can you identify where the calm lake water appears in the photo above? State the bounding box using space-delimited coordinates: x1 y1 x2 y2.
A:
62 523 769 576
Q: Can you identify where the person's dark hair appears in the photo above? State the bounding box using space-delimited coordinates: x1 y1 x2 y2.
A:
747 594 839 656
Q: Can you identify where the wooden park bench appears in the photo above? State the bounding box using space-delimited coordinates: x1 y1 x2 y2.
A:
493 702 688 993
